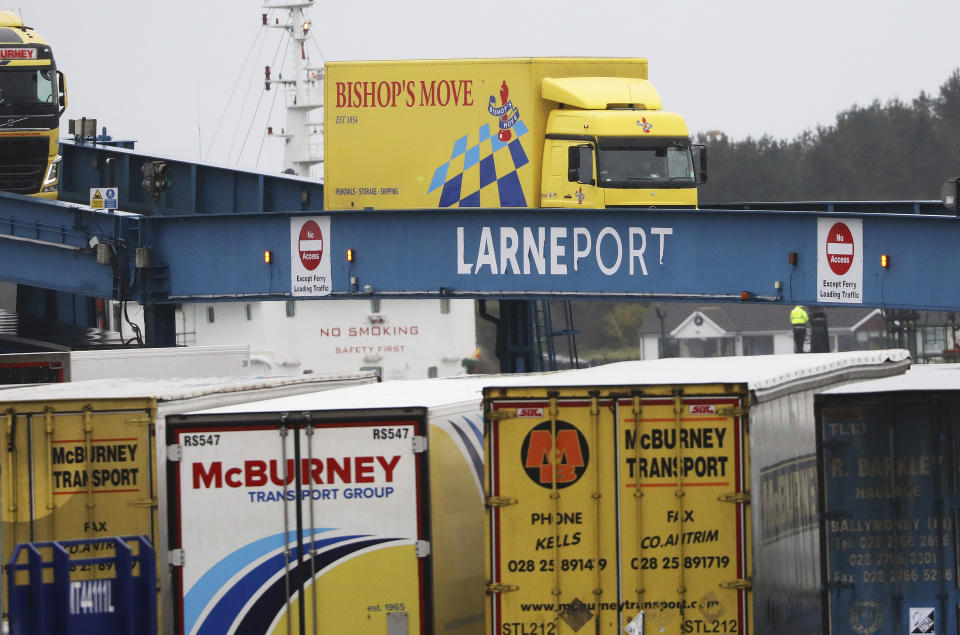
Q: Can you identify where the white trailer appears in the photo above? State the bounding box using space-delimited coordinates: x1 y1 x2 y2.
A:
165 374 530 635
0 345 252 383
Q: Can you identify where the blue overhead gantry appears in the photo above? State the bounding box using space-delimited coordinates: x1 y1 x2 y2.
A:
1 140 957 365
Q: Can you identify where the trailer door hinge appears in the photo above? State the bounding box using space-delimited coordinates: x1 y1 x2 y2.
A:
169 549 185 567
486 496 518 508
487 409 516 421
167 444 182 462
717 491 750 504
127 498 158 509
412 436 428 453
719 578 752 590
415 540 431 558
126 415 154 427
486 582 519 594
717 406 747 417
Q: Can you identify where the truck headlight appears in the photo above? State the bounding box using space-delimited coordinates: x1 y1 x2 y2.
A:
42 156 62 190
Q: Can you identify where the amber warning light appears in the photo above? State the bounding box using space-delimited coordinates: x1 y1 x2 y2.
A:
346 249 355 262
264 250 272 264
881 254 890 268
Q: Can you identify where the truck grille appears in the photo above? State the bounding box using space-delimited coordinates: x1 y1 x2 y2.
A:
0 138 49 194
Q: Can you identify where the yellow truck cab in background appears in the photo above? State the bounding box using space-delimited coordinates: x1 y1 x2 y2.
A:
0 11 66 199
324 58 706 210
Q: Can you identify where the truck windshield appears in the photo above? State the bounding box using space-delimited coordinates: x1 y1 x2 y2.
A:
0 69 57 110
597 139 695 188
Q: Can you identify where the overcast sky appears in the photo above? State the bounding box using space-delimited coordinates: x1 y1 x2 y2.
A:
24 0 960 173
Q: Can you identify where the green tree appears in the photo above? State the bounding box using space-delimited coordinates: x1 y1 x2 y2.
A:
699 69 960 202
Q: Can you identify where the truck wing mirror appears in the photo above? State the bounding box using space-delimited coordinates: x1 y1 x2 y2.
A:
694 144 708 184
57 71 68 115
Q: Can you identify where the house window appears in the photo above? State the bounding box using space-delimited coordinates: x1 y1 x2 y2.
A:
835 334 855 351
742 335 773 356
679 337 735 358
922 328 946 355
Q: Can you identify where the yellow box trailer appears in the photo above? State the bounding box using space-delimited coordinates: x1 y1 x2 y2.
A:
324 58 704 211
0 373 376 629
482 352 910 635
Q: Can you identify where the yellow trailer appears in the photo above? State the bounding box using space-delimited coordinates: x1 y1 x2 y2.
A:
482 352 910 635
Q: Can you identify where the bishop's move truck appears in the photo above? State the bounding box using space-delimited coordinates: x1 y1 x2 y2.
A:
0 11 66 198
0 373 377 634
324 58 705 210
481 351 911 635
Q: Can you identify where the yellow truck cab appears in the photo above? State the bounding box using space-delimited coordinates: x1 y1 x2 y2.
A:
324 58 705 211
541 77 703 208
0 11 66 199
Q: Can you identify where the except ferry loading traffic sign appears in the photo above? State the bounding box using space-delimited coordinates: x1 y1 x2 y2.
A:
290 216 331 296
817 218 862 304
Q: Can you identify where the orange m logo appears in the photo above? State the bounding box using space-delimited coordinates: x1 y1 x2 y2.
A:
523 429 586 485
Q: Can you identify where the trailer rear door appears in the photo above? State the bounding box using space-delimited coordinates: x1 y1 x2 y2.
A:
486 386 750 635
1 398 157 620
1 398 157 562
168 411 429 635
819 392 960 635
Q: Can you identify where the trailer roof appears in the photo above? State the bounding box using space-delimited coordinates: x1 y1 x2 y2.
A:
823 362 960 394
194 373 538 414
197 350 910 414
490 350 910 393
0 373 377 403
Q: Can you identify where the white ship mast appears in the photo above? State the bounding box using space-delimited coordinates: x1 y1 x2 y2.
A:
263 1 323 179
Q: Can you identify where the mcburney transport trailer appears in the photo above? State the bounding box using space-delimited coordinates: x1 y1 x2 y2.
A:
0 373 376 634
164 374 531 635
481 350 911 635
324 58 706 210
813 364 960 635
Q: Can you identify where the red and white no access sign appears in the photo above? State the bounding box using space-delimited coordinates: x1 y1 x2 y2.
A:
298 220 324 271
290 216 331 297
817 217 863 304
825 222 854 275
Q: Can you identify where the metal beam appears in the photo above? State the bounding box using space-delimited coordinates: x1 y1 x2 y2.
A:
58 141 324 216
5 191 960 313
143 207 960 312
0 192 129 298
709 200 952 215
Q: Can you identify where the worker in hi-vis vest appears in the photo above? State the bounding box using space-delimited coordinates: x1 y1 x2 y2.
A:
790 305 809 353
